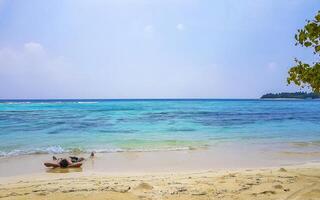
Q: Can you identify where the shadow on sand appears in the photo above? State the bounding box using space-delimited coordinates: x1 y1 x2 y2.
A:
46 167 83 173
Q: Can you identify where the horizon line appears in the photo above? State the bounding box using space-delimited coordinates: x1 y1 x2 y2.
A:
0 98 262 101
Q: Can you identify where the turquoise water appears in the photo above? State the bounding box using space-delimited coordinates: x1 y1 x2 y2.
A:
0 99 320 157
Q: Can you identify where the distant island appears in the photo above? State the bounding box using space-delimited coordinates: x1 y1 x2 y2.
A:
261 92 320 99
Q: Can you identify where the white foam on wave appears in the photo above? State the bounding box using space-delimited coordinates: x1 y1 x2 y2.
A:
43 146 65 154
77 102 98 104
87 146 194 153
0 146 66 158
0 151 7 157
0 101 100 105
1 102 31 104
0 145 203 158
1 149 27 157
37 102 64 104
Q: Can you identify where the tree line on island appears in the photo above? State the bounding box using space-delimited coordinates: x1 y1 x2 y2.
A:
261 92 320 99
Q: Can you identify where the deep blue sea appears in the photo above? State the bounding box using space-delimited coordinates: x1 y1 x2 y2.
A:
0 99 320 157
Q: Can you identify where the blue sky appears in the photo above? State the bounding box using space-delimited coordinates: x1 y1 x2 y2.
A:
0 0 319 99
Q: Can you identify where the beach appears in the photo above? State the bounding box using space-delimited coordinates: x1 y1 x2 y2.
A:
1 141 320 177
0 100 320 199
0 162 320 200
1 0 320 198
0 146 320 199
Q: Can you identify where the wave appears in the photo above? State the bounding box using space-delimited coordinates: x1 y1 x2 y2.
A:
90 146 194 153
0 146 65 157
0 145 207 158
290 141 320 147
0 102 32 104
0 101 99 105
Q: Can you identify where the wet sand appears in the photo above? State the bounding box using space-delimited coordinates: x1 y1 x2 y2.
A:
0 142 319 199
1 142 320 177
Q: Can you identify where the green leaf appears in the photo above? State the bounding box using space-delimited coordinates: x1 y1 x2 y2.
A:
315 13 320 21
304 41 312 47
288 11 320 92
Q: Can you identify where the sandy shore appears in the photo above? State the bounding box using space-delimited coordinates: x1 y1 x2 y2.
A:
2 141 320 177
0 163 320 200
0 143 319 199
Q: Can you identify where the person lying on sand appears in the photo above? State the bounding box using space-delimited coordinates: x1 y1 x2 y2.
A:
44 152 94 168
44 158 82 168
53 155 85 163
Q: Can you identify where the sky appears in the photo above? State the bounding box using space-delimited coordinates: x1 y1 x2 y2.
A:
0 0 319 99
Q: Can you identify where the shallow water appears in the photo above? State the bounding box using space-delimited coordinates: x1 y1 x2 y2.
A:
0 99 320 156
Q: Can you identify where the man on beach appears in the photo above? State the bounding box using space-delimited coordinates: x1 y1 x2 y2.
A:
44 152 94 168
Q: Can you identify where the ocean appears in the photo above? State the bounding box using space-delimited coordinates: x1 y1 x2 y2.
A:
0 99 320 157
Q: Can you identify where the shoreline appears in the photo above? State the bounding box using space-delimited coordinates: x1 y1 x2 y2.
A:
1 159 320 180
1 142 320 177
1 139 319 159
1 143 319 199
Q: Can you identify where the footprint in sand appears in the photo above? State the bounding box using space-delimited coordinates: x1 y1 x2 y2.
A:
274 184 283 189
279 168 287 172
252 190 276 196
135 182 153 190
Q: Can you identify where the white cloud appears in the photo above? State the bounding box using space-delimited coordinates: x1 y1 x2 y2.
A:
0 42 83 98
176 23 185 31
144 25 154 33
24 42 45 54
